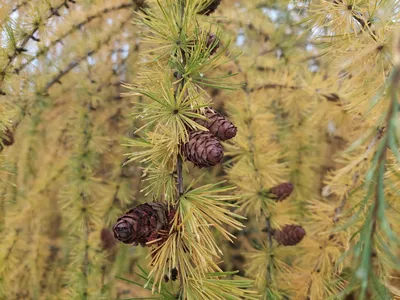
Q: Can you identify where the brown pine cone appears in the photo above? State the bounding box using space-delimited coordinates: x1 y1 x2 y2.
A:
273 224 306 246
270 182 294 201
194 108 237 141
199 0 221 15
2 128 14 146
183 131 224 168
113 202 169 246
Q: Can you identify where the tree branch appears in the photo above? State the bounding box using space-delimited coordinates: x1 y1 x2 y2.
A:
255 83 300 91
177 156 184 196
14 2 135 74
265 217 273 284
175 0 187 203
11 13 133 140
11 0 29 13
334 0 377 41
0 0 75 90
44 14 133 93
331 127 385 223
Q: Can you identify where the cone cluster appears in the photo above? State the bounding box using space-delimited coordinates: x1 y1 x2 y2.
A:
273 224 306 246
198 0 221 15
184 107 237 168
112 202 172 247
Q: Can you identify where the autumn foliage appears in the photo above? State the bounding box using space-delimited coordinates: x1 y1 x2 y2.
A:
0 0 399 299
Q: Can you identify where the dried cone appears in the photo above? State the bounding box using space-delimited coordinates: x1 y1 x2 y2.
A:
273 224 306 246
184 131 224 168
194 108 237 141
113 202 169 246
199 0 221 15
270 182 294 201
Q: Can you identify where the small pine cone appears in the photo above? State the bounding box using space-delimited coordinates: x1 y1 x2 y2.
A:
194 108 237 141
113 202 169 246
206 34 219 55
199 0 221 15
2 128 14 146
183 131 224 168
270 182 294 201
273 224 306 246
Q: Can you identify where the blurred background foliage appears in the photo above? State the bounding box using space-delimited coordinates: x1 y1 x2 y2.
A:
0 0 399 299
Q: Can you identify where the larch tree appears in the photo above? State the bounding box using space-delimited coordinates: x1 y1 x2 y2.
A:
0 0 399 300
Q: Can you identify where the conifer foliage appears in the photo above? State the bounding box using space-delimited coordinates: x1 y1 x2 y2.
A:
0 0 149 298
118 0 254 298
1 0 400 299
221 0 400 299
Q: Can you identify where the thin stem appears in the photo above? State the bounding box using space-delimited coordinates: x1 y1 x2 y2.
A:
175 0 186 295
11 1 29 13
177 156 184 196
80 108 92 300
265 217 273 285
175 0 186 202
255 83 299 91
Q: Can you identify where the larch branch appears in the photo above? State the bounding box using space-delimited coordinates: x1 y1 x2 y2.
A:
14 2 135 74
44 14 133 93
0 0 76 90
